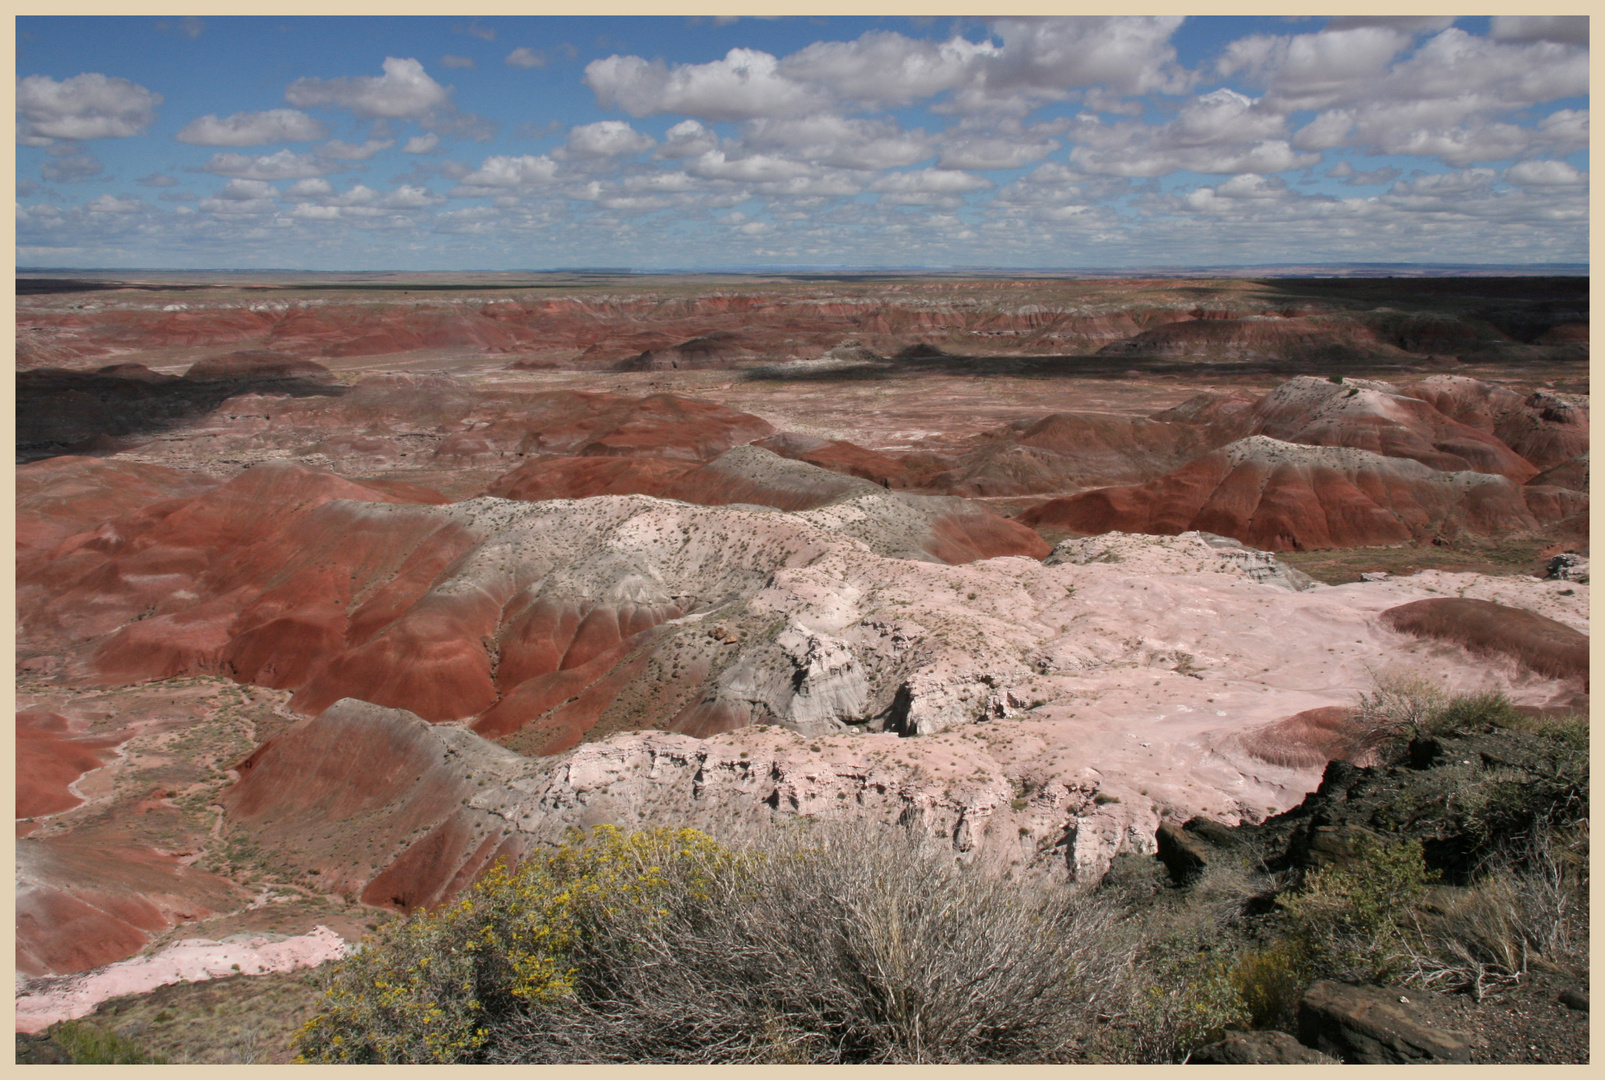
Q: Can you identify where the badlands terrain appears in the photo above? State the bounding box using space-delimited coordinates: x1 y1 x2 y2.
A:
13 271 1589 1061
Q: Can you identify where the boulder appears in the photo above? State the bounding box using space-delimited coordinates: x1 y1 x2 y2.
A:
1296 981 1473 1063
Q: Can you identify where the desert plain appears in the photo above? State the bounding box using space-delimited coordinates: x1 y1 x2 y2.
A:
13 270 1590 1061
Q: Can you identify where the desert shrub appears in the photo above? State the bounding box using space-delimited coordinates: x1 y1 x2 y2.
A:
1429 690 1525 733
1278 837 1436 983
48 1021 167 1065
297 822 1128 1064
294 825 749 1063
1104 931 1249 1062
1352 671 1445 752
1229 937 1312 1029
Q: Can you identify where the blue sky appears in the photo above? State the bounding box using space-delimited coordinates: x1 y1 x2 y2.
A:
15 15 1589 270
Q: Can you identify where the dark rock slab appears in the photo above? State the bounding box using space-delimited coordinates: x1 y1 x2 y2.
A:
1297 981 1472 1063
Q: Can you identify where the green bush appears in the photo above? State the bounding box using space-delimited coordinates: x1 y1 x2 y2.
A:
1229 937 1312 1029
1278 837 1437 983
294 825 748 1063
1429 691 1525 734
48 1021 167 1065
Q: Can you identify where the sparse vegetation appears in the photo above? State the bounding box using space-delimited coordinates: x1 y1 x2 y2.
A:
46 1021 168 1064
296 822 1130 1063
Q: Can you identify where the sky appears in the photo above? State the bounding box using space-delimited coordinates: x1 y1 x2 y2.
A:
14 15 1590 271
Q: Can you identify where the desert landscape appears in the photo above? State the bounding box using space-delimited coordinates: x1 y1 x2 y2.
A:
14 269 1589 1062
14 12 1590 1066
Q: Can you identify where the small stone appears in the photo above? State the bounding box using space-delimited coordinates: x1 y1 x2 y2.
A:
1559 988 1588 1012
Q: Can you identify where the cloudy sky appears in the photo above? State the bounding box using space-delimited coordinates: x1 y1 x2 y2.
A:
15 15 1589 270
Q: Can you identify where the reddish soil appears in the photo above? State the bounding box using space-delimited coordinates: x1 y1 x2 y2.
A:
15 712 134 821
1380 598 1590 685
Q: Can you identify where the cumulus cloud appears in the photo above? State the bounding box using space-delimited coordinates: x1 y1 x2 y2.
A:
450 154 560 194
85 194 144 214
740 115 934 170
403 133 440 154
176 109 328 146
286 58 451 120
1224 25 1588 169
1217 26 1414 112
17 72 162 144
219 178 277 201
655 119 719 159
317 138 396 161
554 120 655 159
201 149 339 180
1503 159 1588 187
585 19 1188 123
506 47 546 69
587 48 827 121
936 133 1060 170
1069 88 1316 176
870 167 991 205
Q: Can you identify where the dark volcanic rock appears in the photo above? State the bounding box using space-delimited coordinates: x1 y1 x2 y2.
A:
1297 981 1473 1063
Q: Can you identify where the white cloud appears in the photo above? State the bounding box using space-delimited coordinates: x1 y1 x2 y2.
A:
441 55 475 70
1218 26 1413 112
936 134 1060 170
403 133 440 154
378 184 445 208
1504 160 1587 187
137 173 179 187
176 109 327 146
586 19 1189 123
740 114 933 170
554 120 654 159
286 58 451 120
219 178 278 201
286 178 335 197
655 119 719 159
85 194 143 214
317 138 396 161
17 72 162 143
451 154 560 193
870 167 991 205
1068 89 1315 176
586 48 827 121
778 30 999 108
201 149 338 180
683 149 815 183
506 47 545 69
